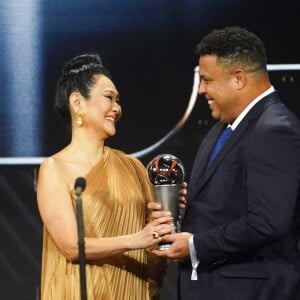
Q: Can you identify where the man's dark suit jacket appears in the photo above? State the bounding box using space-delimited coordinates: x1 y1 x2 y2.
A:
180 92 300 300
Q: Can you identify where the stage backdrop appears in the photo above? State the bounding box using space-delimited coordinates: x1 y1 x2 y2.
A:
0 1 299 299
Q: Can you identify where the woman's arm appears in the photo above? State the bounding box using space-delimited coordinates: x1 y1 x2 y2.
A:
37 157 174 262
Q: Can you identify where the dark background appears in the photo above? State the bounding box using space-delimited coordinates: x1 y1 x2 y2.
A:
0 1 299 299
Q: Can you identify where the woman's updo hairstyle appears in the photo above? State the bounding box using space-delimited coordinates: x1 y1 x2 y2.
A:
55 53 111 123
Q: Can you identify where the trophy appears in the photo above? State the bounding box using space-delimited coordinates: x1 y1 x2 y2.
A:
147 154 185 250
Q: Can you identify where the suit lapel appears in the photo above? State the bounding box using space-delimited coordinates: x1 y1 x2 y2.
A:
188 122 224 198
203 118 249 182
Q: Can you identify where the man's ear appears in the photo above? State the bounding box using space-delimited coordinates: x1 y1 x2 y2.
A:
234 69 247 90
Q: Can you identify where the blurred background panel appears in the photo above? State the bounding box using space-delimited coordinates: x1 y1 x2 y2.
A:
0 0 299 299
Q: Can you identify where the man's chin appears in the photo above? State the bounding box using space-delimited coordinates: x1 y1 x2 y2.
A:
211 111 220 120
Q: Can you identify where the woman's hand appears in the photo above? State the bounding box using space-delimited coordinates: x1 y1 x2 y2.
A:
130 212 175 249
143 181 188 249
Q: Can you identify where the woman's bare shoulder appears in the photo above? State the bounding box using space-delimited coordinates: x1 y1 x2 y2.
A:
38 149 78 187
40 150 67 173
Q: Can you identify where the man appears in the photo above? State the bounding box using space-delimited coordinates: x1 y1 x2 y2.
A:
150 26 300 300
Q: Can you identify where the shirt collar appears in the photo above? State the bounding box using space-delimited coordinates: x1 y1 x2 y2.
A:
230 86 275 130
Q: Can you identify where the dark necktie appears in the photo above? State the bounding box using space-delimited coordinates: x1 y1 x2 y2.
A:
207 126 233 167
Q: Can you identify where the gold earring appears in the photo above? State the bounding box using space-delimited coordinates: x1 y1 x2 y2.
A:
76 111 83 127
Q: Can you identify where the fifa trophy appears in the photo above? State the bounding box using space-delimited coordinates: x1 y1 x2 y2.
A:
147 154 185 250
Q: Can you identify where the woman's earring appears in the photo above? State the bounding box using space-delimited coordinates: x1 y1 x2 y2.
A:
76 111 83 127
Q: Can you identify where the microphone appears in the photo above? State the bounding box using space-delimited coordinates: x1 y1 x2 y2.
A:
74 176 87 300
74 177 86 196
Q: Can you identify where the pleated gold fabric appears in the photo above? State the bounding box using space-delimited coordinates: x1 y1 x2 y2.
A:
40 147 166 300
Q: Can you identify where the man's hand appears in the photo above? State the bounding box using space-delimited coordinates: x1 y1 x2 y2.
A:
179 181 188 209
151 232 192 261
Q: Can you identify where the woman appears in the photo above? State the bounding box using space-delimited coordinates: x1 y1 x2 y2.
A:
37 53 173 299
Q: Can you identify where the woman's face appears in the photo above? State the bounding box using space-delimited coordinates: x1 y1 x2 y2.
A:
83 74 122 139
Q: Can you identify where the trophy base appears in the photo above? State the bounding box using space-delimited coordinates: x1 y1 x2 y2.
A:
158 242 171 250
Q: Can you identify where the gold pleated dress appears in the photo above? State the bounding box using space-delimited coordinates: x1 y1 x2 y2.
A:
40 147 166 300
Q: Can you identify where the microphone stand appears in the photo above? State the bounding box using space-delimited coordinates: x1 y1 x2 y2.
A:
75 189 87 300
